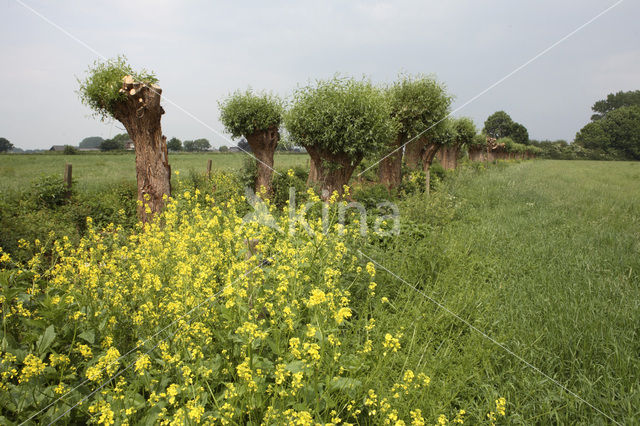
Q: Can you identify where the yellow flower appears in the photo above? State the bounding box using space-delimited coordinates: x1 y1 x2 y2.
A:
166 383 180 405
76 344 93 360
334 307 352 324
365 262 376 277
307 289 326 307
382 333 401 354
496 397 506 416
19 354 46 383
187 399 205 423
453 409 466 424
410 409 425 426
134 354 151 376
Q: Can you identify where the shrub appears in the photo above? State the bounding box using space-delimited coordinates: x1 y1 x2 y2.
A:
63 145 78 155
30 175 72 208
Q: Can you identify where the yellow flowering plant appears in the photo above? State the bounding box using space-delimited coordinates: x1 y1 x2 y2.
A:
0 171 487 425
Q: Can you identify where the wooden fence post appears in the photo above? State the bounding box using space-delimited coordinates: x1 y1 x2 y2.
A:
207 159 212 179
64 163 72 197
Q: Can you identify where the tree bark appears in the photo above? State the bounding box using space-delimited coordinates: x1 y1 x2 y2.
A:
246 127 279 196
113 76 171 223
469 147 484 162
304 145 360 200
421 143 440 194
378 134 404 190
404 136 428 169
437 144 460 170
447 144 460 169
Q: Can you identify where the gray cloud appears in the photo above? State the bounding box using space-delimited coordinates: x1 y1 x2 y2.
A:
1 0 638 149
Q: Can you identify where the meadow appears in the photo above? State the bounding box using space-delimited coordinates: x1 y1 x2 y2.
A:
370 160 640 423
0 152 309 193
1 158 638 424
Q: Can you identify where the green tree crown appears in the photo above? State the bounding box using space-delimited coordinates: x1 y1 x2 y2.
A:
452 117 476 146
167 137 182 151
0 137 14 153
387 74 452 140
433 119 457 146
483 111 514 139
285 76 397 160
496 137 515 150
469 133 487 147
591 90 640 121
79 136 104 148
219 89 283 138
510 122 529 145
576 105 640 159
78 55 158 121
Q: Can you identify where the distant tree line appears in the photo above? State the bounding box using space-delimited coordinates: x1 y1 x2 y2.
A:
573 90 640 160
0 137 14 153
533 90 640 160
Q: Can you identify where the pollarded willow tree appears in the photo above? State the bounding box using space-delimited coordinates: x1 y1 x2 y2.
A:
219 89 283 194
379 75 451 189
78 56 170 223
426 120 455 191
468 133 488 162
437 117 476 170
286 77 396 198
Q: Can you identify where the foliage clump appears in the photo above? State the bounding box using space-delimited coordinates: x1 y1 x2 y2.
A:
286 76 396 161
78 55 158 121
387 74 451 140
452 117 477 146
219 89 284 138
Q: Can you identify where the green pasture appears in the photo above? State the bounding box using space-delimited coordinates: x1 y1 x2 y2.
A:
0 152 309 193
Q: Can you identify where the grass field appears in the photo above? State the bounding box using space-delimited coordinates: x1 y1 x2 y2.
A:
2 159 639 423
0 152 310 193
366 160 640 423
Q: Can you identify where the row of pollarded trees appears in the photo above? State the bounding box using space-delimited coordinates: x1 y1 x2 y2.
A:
219 75 477 197
467 136 542 162
77 56 537 222
219 75 540 198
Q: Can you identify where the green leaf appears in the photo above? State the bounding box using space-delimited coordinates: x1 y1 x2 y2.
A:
285 360 306 374
78 330 95 344
37 325 56 355
329 377 361 393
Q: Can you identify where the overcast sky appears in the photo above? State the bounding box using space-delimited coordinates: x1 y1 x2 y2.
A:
1 0 639 149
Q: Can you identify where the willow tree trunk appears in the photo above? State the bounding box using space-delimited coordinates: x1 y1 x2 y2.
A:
113 76 171 223
246 127 279 196
444 144 460 170
421 143 440 194
305 145 359 200
404 136 428 169
436 148 447 168
469 147 483 162
378 134 405 190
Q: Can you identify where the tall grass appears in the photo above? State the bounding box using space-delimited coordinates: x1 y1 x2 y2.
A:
363 160 640 423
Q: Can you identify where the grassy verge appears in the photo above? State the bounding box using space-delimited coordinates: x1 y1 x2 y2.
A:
364 160 640 422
